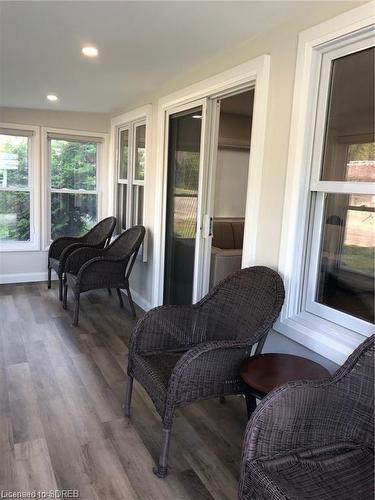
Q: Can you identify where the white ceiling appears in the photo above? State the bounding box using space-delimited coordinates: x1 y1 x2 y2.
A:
1 1 307 113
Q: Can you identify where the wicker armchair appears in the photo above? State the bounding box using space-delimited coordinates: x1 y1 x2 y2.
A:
125 266 285 478
239 334 374 500
63 225 145 325
48 217 116 301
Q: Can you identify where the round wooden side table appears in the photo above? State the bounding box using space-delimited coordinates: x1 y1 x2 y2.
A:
241 353 330 417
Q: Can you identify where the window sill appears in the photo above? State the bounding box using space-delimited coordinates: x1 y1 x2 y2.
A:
274 310 371 365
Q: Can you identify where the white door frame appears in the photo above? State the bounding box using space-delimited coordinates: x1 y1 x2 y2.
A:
152 55 271 307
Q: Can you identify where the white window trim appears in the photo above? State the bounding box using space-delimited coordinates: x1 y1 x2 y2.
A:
276 2 375 365
0 123 41 252
152 54 270 307
110 105 152 262
41 127 108 249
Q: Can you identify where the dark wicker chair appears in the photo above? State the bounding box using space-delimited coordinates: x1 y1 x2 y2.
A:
63 225 145 326
48 216 116 301
239 334 374 500
125 266 285 478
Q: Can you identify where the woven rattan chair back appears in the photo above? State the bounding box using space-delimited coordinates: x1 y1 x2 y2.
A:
83 216 117 246
107 225 146 261
196 266 285 342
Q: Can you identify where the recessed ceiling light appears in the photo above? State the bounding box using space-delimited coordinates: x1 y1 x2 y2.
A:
82 46 98 57
192 115 202 119
47 94 59 102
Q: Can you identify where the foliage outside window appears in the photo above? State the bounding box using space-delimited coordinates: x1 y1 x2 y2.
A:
48 135 101 241
0 131 32 242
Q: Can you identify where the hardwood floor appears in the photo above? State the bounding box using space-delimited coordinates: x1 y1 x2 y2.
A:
0 282 248 500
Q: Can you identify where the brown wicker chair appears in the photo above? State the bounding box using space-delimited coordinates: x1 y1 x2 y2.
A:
239 334 374 500
63 225 145 325
125 266 285 478
48 216 116 301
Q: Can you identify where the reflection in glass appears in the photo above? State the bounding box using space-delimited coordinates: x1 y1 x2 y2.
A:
119 129 129 179
132 185 144 226
321 47 374 182
0 191 30 241
50 139 97 190
134 125 146 181
51 192 97 240
117 184 127 232
0 134 29 188
316 194 374 323
164 108 202 305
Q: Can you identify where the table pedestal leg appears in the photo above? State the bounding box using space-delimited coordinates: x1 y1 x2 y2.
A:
245 394 257 419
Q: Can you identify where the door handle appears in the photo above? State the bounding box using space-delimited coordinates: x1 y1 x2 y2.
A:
202 214 213 238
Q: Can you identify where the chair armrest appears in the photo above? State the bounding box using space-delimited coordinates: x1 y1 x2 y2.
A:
167 340 253 403
129 305 200 360
65 247 107 275
48 236 83 260
59 241 106 273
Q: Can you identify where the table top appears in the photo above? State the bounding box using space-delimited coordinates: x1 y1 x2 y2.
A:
241 353 330 395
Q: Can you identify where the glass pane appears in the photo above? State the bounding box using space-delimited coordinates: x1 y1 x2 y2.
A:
117 184 127 231
132 185 144 225
51 192 97 240
0 191 30 241
164 107 202 305
134 125 146 181
316 193 374 323
321 47 374 182
50 139 97 190
119 129 129 179
0 134 29 188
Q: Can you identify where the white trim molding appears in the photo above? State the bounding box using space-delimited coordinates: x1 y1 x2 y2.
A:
276 2 375 365
0 271 54 284
152 55 271 307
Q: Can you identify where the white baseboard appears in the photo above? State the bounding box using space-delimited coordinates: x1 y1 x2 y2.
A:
0 272 152 312
0 271 58 284
121 287 152 312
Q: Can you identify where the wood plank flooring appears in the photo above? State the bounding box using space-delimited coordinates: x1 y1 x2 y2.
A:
0 282 248 500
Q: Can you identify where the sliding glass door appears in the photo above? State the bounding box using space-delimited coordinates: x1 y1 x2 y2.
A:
163 103 207 305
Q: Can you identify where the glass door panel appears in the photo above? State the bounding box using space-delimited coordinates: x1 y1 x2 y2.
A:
163 107 203 305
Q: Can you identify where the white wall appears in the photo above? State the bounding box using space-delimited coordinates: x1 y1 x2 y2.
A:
214 148 249 218
0 107 110 283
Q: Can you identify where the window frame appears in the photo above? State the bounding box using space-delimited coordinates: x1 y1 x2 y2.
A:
276 4 375 364
42 127 107 248
114 117 147 261
0 123 41 252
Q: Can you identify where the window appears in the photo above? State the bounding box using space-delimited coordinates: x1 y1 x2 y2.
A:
116 120 146 249
47 132 103 241
304 45 374 335
278 10 375 362
0 126 39 250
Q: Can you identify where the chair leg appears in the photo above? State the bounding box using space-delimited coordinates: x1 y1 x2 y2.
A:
59 278 63 301
153 428 172 479
47 267 51 289
123 376 133 417
116 288 124 308
125 284 136 318
107 288 112 296
73 295 80 326
63 283 68 310
245 394 257 419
